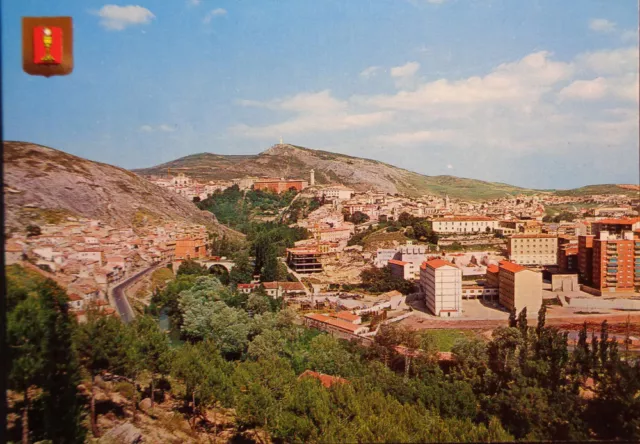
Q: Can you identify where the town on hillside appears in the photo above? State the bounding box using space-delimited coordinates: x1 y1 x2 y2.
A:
7 144 640 347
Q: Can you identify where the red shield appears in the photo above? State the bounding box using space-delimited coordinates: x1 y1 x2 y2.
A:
33 26 63 65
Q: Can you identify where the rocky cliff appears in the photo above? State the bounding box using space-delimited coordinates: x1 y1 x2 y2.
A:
3 141 240 237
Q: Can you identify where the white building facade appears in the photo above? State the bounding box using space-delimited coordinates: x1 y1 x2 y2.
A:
432 217 498 234
420 259 462 317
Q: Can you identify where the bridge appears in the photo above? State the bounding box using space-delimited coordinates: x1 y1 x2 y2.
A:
194 259 236 272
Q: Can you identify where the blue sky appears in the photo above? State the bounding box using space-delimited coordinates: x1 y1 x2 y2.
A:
3 0 638 189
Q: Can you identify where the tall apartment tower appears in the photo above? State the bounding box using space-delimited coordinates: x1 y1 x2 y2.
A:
310 169 315 186
420 259 462 317
582 218 640 295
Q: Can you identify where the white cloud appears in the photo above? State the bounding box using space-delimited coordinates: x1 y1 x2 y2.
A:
95 5 155 31
364 51 573 109
589 18 617 33
188 0 202 5
139 124 176 133
230 47 638 186
203 8 227 23
360 66 381 78
390 61 420 78
575 47 638 76
375 130 454 145
232 90 393 138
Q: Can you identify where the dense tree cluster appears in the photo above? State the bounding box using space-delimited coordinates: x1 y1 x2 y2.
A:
360 265 417 294
197 185 297 231
7 263 640 442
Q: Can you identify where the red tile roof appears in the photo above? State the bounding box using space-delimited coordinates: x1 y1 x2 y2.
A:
299 370 348 388
332 311 360 322
499 261 527 273
262 281 306 291
486 264 499 273
304 313 364 333
594 218 640 225
422 259 455 270
511 234 556 239
388 259 409 266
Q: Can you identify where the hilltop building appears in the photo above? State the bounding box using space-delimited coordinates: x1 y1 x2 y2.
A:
432 216 498 234
253 178 308 193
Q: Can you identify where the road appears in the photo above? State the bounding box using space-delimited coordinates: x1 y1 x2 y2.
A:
111 262 166 323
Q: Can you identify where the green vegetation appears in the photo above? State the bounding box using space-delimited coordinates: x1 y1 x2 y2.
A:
422 329 476 352
554 184 639 197
7 264 640 442
197 185 297 231
285 195 323 224
6 265 85 443
360 265 416 294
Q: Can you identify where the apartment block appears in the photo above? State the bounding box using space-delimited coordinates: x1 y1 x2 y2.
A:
498 261 543 314
389 259 416 280
507 234 558 265
557 236 578 272
579 218 640 295
420 259 462 317
578 235 595 285
286 247 323 273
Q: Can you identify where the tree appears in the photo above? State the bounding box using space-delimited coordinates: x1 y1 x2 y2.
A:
177 259 209 276
172 340 231 428
6 266 84 444
307 334 359 377
75 311 134 436
348 211 370 225
133 315 172 409
230 251 253 285
247 293 272 316
26 224 41 237
7 295 46 444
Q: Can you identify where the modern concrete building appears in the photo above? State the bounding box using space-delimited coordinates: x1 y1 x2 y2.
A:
497 261 543 314
557 236 578 273
388 259 416 280
579 218 640 295
420 259 462 317
578 235 595 285
432 216 498 234
286 247 323 273
507 234 558 265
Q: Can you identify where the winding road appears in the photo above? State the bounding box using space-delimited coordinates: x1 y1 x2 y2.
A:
111 262 167 323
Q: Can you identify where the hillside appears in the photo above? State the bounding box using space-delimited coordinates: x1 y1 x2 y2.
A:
554 184 640 197
134 144 539 200
3 141 241 238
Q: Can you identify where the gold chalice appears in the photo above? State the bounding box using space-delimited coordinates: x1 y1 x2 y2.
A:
41 27 55 62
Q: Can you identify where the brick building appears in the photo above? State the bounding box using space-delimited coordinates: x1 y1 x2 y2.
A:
253 178 308 193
